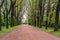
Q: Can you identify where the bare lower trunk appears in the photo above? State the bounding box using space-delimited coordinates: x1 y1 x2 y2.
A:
0 8 2 31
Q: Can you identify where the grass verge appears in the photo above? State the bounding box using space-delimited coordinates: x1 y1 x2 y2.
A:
0 25 19 38
36 27 60 37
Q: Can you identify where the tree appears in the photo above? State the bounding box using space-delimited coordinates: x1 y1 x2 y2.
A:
5 0 9 28
54 0 60 31
10 0 16 27
0 0 4 31
45 0 51 29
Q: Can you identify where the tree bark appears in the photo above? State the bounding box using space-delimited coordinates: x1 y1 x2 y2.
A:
54 0 60 31
0 0 4 31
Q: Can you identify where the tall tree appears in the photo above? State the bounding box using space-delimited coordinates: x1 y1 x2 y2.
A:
45 0 50 29
0 0 4 31
38 0 43 28
5 0 9 28
10 0 16 27
54 0 60 31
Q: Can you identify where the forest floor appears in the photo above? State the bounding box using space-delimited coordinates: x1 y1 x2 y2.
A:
0 24 60 40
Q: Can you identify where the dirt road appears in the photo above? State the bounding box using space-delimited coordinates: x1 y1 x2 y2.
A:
0 24 60 40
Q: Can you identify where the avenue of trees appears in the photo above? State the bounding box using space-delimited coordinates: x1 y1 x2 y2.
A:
0 0 23 31
0 0 60 31
27 0 60 31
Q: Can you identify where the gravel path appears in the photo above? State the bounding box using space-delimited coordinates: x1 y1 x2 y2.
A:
0 24 60 40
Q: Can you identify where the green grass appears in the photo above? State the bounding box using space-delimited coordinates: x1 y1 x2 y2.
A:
0 26 19 38
36 27 60 37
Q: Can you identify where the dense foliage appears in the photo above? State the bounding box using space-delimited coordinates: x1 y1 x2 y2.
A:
27 0 60 31
0 0 60 31
0 0 23 31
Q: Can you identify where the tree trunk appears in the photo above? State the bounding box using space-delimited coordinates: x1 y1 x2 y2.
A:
10 0 16 27
0 0 4 31
46 0 50 29
0 7 2 31
5 0 9 29
39 0 43 28
54 0 60 31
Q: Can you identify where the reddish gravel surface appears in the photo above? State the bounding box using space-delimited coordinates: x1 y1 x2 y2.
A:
0 24 60 40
